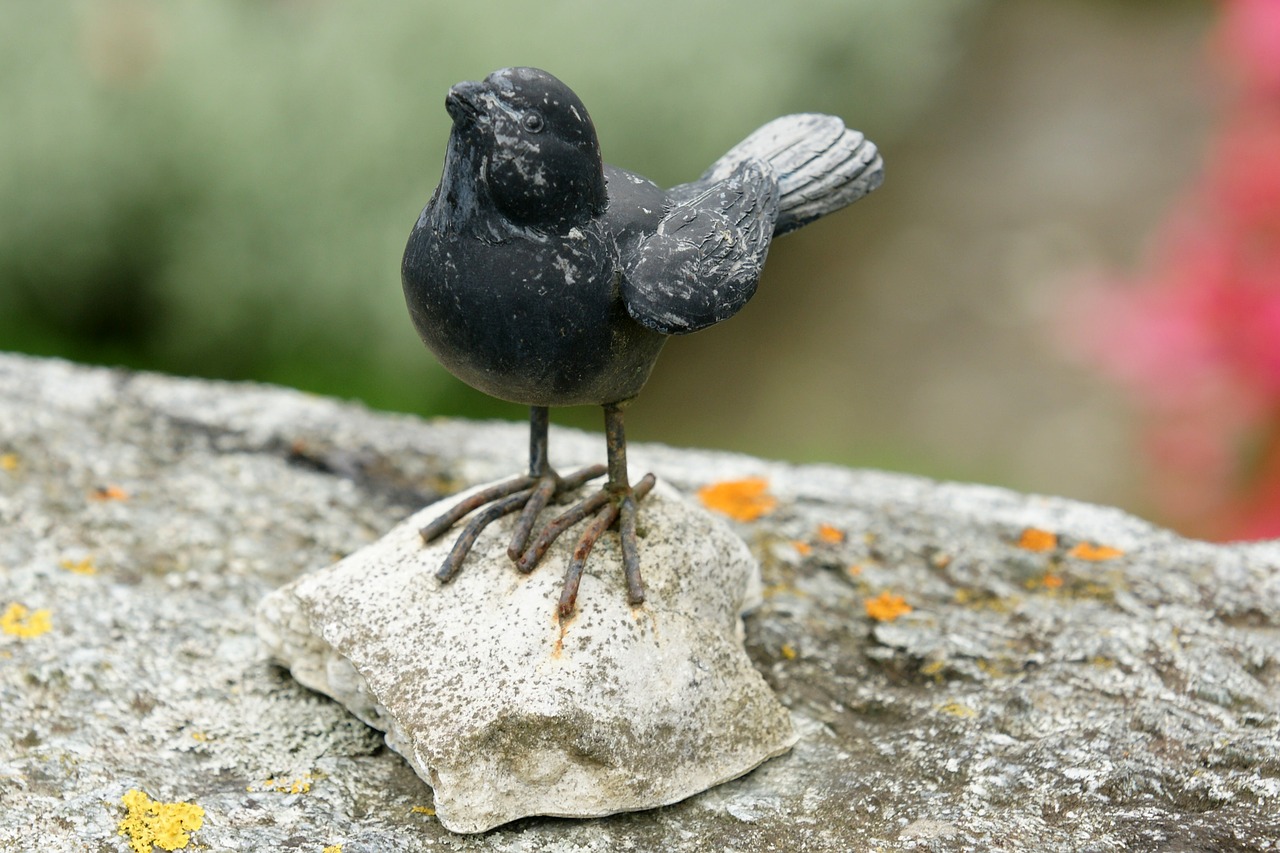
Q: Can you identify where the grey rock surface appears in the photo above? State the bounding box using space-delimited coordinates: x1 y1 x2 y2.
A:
1 351 1278 851
258 480 795 833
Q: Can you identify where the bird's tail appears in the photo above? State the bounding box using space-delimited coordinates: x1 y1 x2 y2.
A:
701 113 883 235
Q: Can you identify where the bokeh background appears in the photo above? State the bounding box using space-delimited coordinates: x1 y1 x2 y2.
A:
6 0 1265 539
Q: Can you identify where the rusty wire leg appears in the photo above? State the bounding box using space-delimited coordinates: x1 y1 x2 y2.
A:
556 474 655 618
507 475 561 560
506 406 558 559
421 405 609 586
420 402 656 611
619 474 655 605
435 486 537 582
506 464 608 561
419 475 536 543
515 486 612 573
553 402 656 619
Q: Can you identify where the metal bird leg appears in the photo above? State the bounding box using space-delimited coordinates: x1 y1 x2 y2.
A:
549 404 654 618
421 406 605 583
421 404 654 617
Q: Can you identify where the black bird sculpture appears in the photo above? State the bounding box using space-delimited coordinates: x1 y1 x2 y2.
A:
402 66 883 617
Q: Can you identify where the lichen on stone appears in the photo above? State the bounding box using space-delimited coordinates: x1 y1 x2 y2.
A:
116 788 205 853
254 773 316 794
864 591 912 622
696 476 778 521
1 602 52 639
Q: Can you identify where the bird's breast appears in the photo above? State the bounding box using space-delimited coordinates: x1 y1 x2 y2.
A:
402 220 666 407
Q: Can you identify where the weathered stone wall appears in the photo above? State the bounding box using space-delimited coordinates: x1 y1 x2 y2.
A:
2 353 1277 851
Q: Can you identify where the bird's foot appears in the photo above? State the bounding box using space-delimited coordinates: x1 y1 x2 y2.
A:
421 464 605 582
514 474 656 618
419 467 656 618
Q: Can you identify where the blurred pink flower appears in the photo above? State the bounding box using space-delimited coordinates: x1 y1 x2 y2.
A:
1064 0 1280 540
1215 0 1280 99
1207 111 1280 244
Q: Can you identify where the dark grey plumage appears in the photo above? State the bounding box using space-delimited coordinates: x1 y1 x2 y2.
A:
400 67 883 615
402 66 883 407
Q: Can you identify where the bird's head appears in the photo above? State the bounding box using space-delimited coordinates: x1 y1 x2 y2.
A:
444 67 607 229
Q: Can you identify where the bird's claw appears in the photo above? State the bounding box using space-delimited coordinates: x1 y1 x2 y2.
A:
421 466 654 617
556 473 655 618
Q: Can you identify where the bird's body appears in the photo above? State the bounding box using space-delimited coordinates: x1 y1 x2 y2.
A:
403 161 667 407
402 67 883 615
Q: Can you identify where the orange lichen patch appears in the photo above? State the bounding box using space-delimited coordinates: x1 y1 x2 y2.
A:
929 552 953 570
816 523 845 544
845 564 864 578
1068 542 1125 562
1041 572 1064 589
92 484 129 501
696 477 778 522
1 603 52 639
0 453 17 471
1016 527 1058 552
791 540 813 557
60 556 97 576
780 643 798 660
865 591 912 622
117 788 204 853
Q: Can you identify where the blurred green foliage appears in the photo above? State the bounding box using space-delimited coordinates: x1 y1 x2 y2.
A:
0 0 979 425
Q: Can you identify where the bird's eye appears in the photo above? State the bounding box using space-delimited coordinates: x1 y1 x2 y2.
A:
522 112 544 133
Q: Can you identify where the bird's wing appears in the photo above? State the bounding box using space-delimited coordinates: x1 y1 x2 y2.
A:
620 159 779 336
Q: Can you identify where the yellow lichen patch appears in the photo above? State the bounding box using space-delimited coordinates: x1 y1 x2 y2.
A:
780 643 798 660
92 484 129 501
865 591 912 622
117 788 204 853
816 523 845 544
696 477 778 522
410 805 436 816
937 701 977 719
190 732 209 742
761 581 792 598
257 773 315 794
791 540 813 557
323 846 343 853
1 603 52 639
920 660 946 677
953 588 1016 610
60 556 97 576
1016 527 1058 552
1068 542 1125 562
0 453 17 471
976 657 1019 678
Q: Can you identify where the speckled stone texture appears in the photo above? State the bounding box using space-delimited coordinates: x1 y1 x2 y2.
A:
2 352 1279 851
257 480 795 833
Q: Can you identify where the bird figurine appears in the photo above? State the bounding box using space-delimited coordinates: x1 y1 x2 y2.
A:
402 66 883 617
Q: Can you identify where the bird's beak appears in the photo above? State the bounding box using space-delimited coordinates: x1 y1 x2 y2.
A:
445 80 485 125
